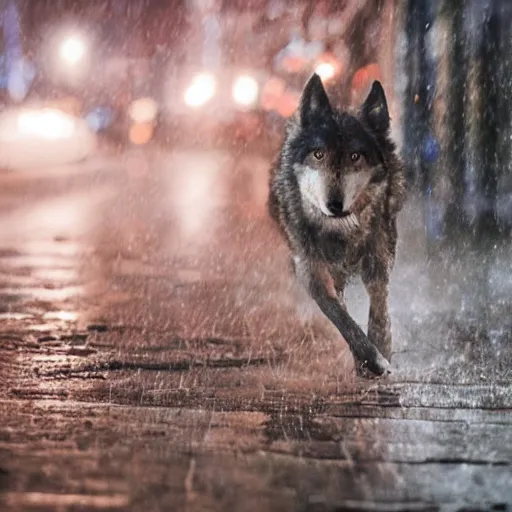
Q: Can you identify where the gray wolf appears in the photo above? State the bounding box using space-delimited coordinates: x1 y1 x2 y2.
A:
268 74 406 376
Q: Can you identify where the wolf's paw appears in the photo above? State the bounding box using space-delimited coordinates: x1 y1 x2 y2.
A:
356 351 390 378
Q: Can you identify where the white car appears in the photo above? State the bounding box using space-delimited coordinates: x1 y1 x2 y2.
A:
0 107 96 170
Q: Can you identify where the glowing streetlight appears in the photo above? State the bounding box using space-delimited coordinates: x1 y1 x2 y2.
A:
59 35 86 65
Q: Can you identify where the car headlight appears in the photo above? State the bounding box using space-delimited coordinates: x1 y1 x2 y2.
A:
184 73 216 108
315 62 336 82
232 75 259 107
17 109 76 140
59 35 87 66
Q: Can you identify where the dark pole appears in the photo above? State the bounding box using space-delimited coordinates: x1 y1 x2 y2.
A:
442 0 467 240
473 0 509 243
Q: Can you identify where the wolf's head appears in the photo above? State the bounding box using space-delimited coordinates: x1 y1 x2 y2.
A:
286 74 392 229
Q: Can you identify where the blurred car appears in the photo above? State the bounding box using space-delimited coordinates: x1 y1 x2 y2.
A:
0 107 96 169
160 65 269 146
25 27 160 148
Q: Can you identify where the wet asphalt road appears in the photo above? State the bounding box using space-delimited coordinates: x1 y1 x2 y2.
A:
0 144 511 511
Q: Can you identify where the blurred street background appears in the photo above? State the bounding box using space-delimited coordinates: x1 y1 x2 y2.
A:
0 0 511 510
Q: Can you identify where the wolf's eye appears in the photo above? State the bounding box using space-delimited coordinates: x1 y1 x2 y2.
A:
350 152 361 162
313 149 325 160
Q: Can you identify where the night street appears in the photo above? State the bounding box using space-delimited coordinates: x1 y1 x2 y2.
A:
1 144 511 511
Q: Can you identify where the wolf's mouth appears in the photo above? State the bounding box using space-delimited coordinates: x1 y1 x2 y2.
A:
337 211 360 230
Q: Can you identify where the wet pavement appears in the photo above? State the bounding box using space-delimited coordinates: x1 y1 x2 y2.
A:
0 144 511 511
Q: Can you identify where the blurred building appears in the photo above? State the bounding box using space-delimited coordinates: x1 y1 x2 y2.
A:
400 0 512 249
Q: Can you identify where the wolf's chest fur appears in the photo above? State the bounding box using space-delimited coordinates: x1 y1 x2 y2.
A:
304 215 368 273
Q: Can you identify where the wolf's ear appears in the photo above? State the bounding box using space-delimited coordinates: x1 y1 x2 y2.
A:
299 73 333 126
361 81 390 135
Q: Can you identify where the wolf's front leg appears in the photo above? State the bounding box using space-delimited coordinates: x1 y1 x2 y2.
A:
293 256 389 376
362 268 392 360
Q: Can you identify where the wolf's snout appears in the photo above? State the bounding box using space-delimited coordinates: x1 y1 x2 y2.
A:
327 199 346 217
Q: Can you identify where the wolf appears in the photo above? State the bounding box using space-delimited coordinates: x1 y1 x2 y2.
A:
268 74 406 376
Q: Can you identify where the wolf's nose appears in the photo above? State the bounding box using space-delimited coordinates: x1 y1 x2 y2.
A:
327 200 345 217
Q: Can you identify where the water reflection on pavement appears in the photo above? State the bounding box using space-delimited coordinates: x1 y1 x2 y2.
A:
0 146 511 511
